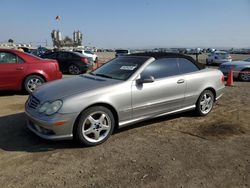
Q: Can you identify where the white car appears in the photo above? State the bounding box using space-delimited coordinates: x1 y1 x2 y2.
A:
115 49 130 57
75 50 98 62
206 51 232 65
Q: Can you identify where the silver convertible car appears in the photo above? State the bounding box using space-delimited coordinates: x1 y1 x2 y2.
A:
25 53 225 146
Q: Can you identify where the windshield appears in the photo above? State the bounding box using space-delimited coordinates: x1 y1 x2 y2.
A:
90 56 149 80
243 57 250 62
116 50 129 54
216 52 230 59
85 50 94 55
24 52 43 60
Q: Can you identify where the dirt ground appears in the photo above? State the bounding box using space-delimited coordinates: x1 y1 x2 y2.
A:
0 53 250 188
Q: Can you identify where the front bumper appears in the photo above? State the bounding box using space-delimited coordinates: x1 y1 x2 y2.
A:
25 109 78 140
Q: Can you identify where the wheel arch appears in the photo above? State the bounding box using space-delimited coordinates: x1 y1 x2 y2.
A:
73 102 120 135
238 67 250 80
201 87 216 102
22 73 47 90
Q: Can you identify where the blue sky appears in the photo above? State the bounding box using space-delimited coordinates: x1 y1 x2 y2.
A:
0 0 250 48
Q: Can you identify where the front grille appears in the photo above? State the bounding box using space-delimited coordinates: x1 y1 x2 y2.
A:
28 95 40 109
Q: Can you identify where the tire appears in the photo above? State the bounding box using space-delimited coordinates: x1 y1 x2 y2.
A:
24 75 44 94
94 57 98 63
68 64 81 75
74 106 115 146
195 90 214 116
239 69 250 81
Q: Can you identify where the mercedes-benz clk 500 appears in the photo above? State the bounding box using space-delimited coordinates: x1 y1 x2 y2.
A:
25 53 225 146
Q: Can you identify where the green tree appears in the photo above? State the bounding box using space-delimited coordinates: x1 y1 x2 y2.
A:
8 39 14 43
63 36 73 47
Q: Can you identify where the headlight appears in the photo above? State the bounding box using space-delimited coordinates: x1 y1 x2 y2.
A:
38 100 63 115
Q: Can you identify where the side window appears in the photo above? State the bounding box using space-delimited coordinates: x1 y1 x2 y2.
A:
58 52 67 59
0 52 19 64
178 58 199 74
49 53 57 59
17 56 24 63
141 58 179 79
59 52 73 59
66 53 74 58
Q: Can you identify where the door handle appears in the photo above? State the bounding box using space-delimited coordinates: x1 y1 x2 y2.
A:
16 67 24 70
177 79 185 84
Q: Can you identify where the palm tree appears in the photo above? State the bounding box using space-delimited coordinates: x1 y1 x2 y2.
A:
8 39 14 43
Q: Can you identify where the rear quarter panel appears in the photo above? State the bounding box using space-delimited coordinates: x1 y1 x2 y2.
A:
183 68 225 106
25 61 62 81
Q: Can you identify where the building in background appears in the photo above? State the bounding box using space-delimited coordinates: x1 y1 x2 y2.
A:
51 30 83 48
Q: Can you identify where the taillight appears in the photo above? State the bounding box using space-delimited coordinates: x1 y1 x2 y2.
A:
221 75 225 83
81 57 89 64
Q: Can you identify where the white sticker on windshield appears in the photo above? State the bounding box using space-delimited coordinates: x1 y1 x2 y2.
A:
120 65 137 70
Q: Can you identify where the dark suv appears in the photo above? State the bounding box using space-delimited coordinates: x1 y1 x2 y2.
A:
41 51 92 74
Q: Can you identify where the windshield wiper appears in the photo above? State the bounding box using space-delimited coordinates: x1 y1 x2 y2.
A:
94 73 113 79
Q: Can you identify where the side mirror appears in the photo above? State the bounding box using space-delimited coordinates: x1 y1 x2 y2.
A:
136 76 155 85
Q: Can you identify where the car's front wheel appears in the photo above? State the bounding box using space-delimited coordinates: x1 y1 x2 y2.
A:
239 69 250 81
74 106 115 146
24 75 44 93
196 90 214 116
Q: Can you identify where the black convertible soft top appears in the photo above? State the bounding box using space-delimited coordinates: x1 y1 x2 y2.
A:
128 52 205 70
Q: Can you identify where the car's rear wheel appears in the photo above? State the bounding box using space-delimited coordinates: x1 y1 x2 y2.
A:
68 64 81 75
196 90 214 116
24 75 44 93
239 69 250 81
74 106 115 146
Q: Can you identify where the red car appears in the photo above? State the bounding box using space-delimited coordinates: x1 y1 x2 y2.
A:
0 49 62 93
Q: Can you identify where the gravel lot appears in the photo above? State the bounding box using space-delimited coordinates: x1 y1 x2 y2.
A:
0 53 249 188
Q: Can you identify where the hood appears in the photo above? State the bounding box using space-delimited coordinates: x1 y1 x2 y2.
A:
222 60 250 66
33 74 121 102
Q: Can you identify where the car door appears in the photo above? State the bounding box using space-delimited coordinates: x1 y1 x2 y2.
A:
177 58 203 107
0 52 27 90
131 58 186 119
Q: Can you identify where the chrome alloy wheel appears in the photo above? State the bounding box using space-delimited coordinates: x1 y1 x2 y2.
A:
69 65 80 75
240 72 250 81
82 111 112 143
200 93 213 115
27 78 43 92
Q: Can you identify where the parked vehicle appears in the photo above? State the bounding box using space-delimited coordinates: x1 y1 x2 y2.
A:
219 57 250 81
115 49 130 57
25 52 224 146
74 50 98 62
0 49 62 93
185 48 202 55
206 51 232 65
41 51 92 74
